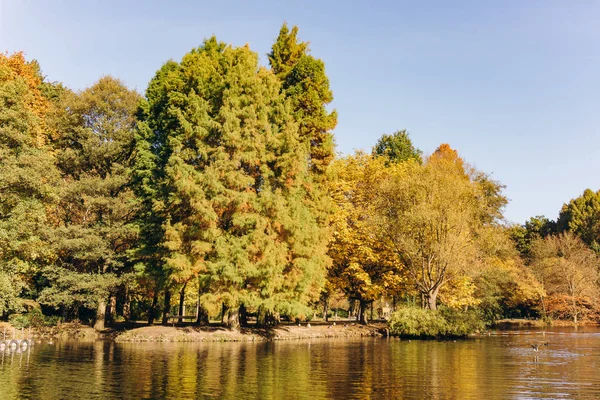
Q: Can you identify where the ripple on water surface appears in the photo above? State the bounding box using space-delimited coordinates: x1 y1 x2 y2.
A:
2 328 600 399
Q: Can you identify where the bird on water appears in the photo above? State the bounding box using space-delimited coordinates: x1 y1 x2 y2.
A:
531 344 539 352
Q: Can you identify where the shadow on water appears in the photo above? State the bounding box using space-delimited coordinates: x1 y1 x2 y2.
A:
2 327 600 399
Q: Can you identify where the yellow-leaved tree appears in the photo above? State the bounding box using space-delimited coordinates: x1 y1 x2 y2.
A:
327 152 405 324
374 144 484 310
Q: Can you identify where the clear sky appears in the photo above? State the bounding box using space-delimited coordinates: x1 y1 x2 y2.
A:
1 0 599 224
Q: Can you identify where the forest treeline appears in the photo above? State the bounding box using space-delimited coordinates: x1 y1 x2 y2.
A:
2 24 600 332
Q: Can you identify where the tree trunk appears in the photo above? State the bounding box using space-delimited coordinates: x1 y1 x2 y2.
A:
239 304 248 327
194 283 208 326
358 299 369 325
107 294 116 325
148 290 158 325
572 296 578 325
178 282 187 324
226 306 240 330
123 286 131 324
94 298 107 331
425 287 439 310
257 307 280 327
323 298 329 322
392 295 397 313
257 306 267 327
162 289 171 325
195 304 209 326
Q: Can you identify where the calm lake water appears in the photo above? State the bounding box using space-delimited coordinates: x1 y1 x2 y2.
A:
2 327 600 399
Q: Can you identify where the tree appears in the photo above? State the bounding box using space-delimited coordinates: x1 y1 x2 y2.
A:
45 76 140 330
372 130 422 165
374 145 489 310
530 232 600 324
471 172 507 225
328 153 405 324
0 52 59 317
136 37 330 329
471 225 544 321
510 215 556 259
268 23 337 175
557 189 600 251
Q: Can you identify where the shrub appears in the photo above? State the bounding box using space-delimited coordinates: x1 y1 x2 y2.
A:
440 307 485 336
8 309 59 329
388 306 484 338
8 314 31 329
389 307 448 337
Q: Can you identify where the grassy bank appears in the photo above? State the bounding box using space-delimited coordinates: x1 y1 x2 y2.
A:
0 320 98 340
115 322 384 343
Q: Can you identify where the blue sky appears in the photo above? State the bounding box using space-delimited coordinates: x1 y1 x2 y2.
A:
2 0 599 224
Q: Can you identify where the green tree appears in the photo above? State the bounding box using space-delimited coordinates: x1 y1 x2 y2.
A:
0 53 59 317
268 23 337 175
510 215 556 259
557 189 600 251
372 130 422 165
136 37 330 329
44 76 140 330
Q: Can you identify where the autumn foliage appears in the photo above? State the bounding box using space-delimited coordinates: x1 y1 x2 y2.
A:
3 25 600 333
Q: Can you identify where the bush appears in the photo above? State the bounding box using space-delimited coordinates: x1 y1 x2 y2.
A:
8 314 31 329
440 307 485 337
388 306 484 338
389 307 448 337
8 309 59 329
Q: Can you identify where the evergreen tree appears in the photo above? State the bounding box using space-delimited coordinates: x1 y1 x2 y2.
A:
373 130 422 164
136 37 330 329
557 189 600 251
268 23 337 175
510 215 556 259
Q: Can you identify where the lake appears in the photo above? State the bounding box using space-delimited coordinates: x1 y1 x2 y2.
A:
2 327 600 399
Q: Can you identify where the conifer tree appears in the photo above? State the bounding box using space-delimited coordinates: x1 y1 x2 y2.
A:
557 189 600 252
268 24 337 175
373 130 422 165
136 37 330 329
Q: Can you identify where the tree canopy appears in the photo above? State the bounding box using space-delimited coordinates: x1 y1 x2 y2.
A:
3 25 600 332
135 37 330 328
373 130 422 164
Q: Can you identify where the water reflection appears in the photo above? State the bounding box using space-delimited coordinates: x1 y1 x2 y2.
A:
2 328 600 399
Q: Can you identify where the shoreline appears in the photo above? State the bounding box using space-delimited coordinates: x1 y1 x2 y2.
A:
1 320 385 343
492 319 600 329
3 318 598 344
114 322 385 343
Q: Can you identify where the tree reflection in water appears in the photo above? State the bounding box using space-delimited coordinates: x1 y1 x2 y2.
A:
2 329 600 399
